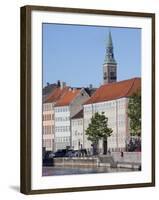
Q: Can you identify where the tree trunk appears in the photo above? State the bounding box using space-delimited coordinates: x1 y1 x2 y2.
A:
103 138 107 155
92 141 99 155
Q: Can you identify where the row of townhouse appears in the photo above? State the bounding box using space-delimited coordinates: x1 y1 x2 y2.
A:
54 88 90 151
43 77 141 153
42 86 69 151
43 85 90 151
70 77 141 153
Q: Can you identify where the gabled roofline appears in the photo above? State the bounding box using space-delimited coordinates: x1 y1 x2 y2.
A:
84 77 141 105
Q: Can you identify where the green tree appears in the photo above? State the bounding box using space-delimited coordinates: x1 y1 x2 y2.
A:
85 112 113 155
127 90 141 137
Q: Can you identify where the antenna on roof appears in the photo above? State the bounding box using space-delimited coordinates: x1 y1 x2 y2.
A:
57 80 61 87
89 84 93 89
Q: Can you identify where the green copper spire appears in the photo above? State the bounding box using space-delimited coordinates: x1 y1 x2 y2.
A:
107 31 113 47
104 31 116 64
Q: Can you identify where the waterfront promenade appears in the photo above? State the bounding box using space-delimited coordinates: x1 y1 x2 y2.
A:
43 152 141 176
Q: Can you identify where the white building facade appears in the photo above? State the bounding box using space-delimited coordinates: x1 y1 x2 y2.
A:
54 89 89 151
83 98 129 153
71 110 84 150
54 106 71 150
83 78 141 153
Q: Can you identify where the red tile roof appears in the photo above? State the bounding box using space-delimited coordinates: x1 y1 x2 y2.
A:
55 89 81 107
84 78 141 105
44 87 69 103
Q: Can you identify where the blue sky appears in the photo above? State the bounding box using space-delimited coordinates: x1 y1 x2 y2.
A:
42 23 141 88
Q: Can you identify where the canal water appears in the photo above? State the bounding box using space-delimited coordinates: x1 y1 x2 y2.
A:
42 166 139 176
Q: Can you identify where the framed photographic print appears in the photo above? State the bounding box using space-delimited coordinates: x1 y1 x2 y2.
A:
20 5 155 194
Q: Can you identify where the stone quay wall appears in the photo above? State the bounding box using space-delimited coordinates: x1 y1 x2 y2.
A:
111 152 141 163
53 152 141 169
53 157 99 167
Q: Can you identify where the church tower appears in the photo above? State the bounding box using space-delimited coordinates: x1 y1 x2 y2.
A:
103 31 117 84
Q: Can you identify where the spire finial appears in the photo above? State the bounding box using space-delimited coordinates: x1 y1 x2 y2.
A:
108 29 113 47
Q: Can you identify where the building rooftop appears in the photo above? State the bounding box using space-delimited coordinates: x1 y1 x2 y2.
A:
71 109 83 119
84 87 97 96
84 77 141 105
55 89 81 107
69 87 96 97
44 87 69 103
42 83 58 96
